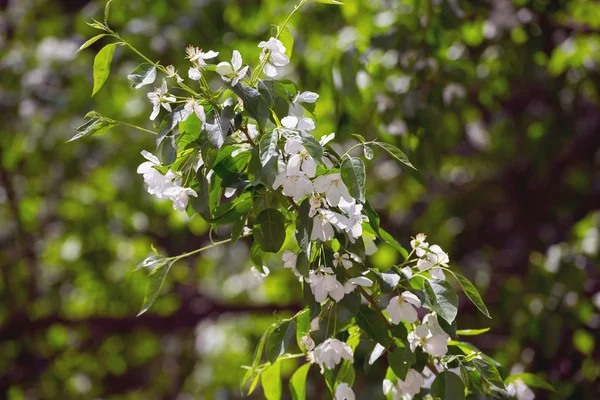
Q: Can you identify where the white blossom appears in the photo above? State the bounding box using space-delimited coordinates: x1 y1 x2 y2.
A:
290 91 319 116
300 334 315 351
188 67 202 81
313 173 354 207
163 186 198 211
342 202 367 242
407 322 448 357
416 244 449 280
250 266 270 282
383 369 424 399
281 115 316 132
308 195 326 218
258 37 290 77
333 252 353 269
165 65 183 83
184 99 206 124
335 383 355 400
216 50 249 86
186 46 219 68
273 169 314 202
310 317 320 332
307 267 345 302
386 292 421 324
310 338 353 372
343 276 373 294
320 132 336 146
410 233 429 257
506 379 535 400
310 209 348 242
282 250 302 278
147 79 176 120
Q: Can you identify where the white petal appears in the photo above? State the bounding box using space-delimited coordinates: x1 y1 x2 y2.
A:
302 157 317 178
297 117 315 131
188 67 201 81
216 62 233 77
201 50 219 59
401 291 422 308
349 276 373 287
231 50 242 70
263 62 278 77
297 91 319 103
281 116 298 129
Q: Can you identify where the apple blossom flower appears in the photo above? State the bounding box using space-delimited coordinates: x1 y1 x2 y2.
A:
310 209 348 242
310 317 320 332
165 65 183 83
216 50 248 86
273 169 314 202
307 267 345 302
308 195 326 218
343 276 373 294
289 90 319 116
313 173 354 207
162 186 198 211
416 244 449 280
310 338 353 372
383 369 425 399
281 115 316 134
333 252 353 269
410 233 429 257
186 46 219 68
258 37 290 77
342 202 367 242
407 323 448 357
506 379 535 400
282 250 302 278
184 99 206 125
147 79 176 120
386 291 422 324
335 383 355 400
319 132 336 146
300 334 315 351
250 266 270 282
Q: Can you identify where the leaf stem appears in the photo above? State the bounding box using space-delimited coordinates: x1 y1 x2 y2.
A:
169 234 251 262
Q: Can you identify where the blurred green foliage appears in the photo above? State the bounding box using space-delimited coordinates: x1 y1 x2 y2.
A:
0 0 599 398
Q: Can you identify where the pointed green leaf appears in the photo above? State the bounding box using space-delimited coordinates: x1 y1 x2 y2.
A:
299 130 323 162
289 363 311 400
423 278 459 324
447 270 491 319
127 63 157 89
259 130 279 167
471 358 505 390
388 345 416 380
92 43 118 96
456 328 490 336
279 27 294 58
230 83 269 131
135 255 165 272
77 34 108 53
266 320 295 363
138 260 174 316
295 200 313 254
254 208 286 253
431 371 465 400
262 361 282 400
355 305 391 346
340 156 366 202
373 142 416 170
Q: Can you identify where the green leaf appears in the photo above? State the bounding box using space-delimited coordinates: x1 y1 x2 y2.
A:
92 43 118 96
459 363 471 388
205 106 234 149
340 156 366 202
373 142 416 170
261 361 282 400
279 27 294 58
289 363 311 400
351 133 366 143
77 34 108 53
259 130 279 167
505 373 554 391
378 227 409 260
69 114 117 142
355 306 391 346
471 358 505 390
446 270 491 319
230 83 269 131
127 63 157 89
423 278 459 324
431 371 465 400
266 320 295 363
388 345 416 380
137 260 174 316
135 255 165 273
254 208 286 253
299 131 323 162
312 0 344 4
456 328 490 336
336 362 355 386
157 106 190 145
296 252 310 278
251 329 269 373
363 145 374 160
295 308 310 348
295 200 313 254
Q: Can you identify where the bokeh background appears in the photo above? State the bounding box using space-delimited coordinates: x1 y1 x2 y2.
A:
1 0 599 398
